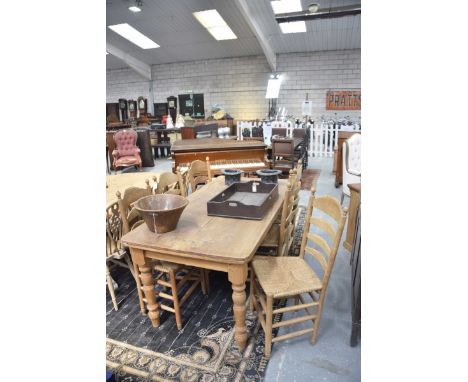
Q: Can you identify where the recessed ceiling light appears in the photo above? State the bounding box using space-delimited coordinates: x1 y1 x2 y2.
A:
280 21 307 34
128 6 141 12
271 0 302 14
108 23 159 49
193 9 238 40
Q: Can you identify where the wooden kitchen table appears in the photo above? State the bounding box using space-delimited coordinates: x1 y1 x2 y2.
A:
121 176 287 351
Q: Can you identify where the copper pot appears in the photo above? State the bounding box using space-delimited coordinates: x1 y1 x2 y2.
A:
135 194 189 233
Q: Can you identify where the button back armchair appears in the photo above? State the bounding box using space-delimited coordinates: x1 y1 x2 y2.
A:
112 129 142 174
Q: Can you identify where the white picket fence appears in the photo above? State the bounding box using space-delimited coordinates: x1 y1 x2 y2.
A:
310 122 339 157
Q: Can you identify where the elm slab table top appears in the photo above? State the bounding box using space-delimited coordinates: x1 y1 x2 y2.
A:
122 176 286 264
121 176 287 351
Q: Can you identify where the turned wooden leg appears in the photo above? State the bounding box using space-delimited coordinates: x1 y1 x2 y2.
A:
106 265 118 311
139 263 160 327
228 264 248 351
169 269 183 330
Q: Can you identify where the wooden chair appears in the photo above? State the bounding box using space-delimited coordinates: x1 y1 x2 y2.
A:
186 156 212 194
152 263 209 330
106 201 144 311
259 170 301 256
153 170 186 196
271 138 297 173
116 185 152 234
117 181 209 328
249 188 348 358
116 185 152 314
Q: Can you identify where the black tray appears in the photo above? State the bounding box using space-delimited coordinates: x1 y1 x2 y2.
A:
207 181 278 220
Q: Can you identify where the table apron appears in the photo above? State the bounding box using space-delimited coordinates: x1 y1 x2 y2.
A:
129 247 233 272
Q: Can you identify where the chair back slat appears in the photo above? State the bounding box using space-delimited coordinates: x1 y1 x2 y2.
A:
310 217 336 240
106 202 123 258
305 246 328 272
278 171 301 256
187 158 212 193
307 232 331 257
313 196 343 223
299 188 348 289
117 186 151 234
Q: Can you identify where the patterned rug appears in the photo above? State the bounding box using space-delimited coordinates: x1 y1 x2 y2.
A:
300 169 321 190
106 209 306 382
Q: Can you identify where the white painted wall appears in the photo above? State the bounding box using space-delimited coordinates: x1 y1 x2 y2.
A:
106 49 360 121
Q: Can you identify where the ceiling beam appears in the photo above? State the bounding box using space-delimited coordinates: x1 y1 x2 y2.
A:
234 0 276 72
106 43 152 80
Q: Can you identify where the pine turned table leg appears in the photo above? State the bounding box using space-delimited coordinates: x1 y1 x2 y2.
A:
140 263 159 327
228 264 248 351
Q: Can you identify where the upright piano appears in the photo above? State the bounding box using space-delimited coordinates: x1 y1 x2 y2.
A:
171 138 268 174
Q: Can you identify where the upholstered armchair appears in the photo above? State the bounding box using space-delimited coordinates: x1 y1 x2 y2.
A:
112 129 142 173
342 133 361 203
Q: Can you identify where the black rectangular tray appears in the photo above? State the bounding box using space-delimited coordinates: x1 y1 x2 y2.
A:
207 181 279 220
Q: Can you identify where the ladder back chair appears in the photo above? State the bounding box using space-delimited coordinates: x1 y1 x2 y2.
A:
186 156 212 194
259 170 301 256
106 201 144 311
117 182 210 328
250 188 348 358
150 263 209 330
153 170 186 196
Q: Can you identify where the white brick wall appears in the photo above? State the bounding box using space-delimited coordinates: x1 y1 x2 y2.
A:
106 49 360 121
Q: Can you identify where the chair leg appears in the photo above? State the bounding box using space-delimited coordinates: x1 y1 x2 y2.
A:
265 294 273 358
311 294 324 344
340 191 345 205
169 269 183 330
106 265 118 311
249 268 255 312
131 260 147 315
200 269 207 295
203 269 210 294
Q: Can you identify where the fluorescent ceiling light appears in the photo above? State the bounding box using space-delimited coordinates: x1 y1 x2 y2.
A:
128 6 141 12
193 9 237 40
271 0 302 14
280 21 306 34
265 78 282 99
108 23 159 49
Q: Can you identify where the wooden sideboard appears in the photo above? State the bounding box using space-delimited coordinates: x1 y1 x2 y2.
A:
334 131 360 188
344 183 361 251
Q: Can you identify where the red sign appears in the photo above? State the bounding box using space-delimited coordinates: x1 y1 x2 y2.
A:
326 91 361 110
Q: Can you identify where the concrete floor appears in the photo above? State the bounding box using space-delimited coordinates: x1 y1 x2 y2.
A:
114 154 360 381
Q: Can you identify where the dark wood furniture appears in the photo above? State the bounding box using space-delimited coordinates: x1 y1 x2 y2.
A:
181 124 218 140
171 138 268 174
272 127 287 137
350 207 361 347
106 122 131 131
149 127 181 158
121 176 288 351
344 183 361 251
182 119 235 137
334 131 360 187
